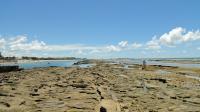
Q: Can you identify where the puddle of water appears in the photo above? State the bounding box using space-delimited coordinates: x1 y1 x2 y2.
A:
185 75 200 81
73 64 95 68
156 70 171 75
124 65 134 69
113 65 134 69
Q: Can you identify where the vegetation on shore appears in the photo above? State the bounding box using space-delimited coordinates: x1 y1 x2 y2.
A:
20 56 76 60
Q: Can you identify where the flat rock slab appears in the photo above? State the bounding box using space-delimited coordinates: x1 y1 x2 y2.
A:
96 99 121 112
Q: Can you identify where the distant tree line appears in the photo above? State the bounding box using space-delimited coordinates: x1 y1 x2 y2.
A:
0 52 17 61
21 56 76 60
0 52 76 61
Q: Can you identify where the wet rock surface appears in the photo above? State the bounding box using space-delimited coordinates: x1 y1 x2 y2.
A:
0 65 22 73
0 61 200 112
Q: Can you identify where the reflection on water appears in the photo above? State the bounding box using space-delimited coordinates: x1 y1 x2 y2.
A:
73 64 95 68
155 70 171 75
1 60 95 69
18 60 77 69
2 58 200 69
147 61 200 68
3 60 95 69
108 59 200 68
185 75 200 81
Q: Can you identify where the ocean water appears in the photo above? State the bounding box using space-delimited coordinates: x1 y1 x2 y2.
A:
1 60 93 69
2 58 200 69
146 61 200 68
18 60 77 69
108 58 200 68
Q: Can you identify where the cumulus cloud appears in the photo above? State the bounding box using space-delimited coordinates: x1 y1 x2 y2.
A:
104 41 141 52
9 35 27 45
0 36 142 56
146 27 200 49
8 36 48 51
146 36 161 50
106 45 121 52
0 38 6 49
118 41 128 47
132 43 142 49
160 27 200 45
159 27 185 46
2 27 199 57
46 44 97 51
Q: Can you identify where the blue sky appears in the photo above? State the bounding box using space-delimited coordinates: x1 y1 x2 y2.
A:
0 0 200 58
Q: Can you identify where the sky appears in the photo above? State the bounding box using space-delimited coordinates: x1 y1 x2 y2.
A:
0 0 200 58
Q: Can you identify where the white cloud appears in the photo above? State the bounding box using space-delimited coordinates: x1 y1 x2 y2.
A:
106 45 121 52
118 41 128 47
98 40 131 52
132 43 142 49
158 27 200 47
75 50 84 55
9 35 27 45
146 36 161 50
103 41 142 52
2 27 200 57
0 36 139 56
183 30 200 42
9 36 48 51
0 38 6 49
159 27 185 46
89 49 101 54
146 27 200 50
46 44 97 51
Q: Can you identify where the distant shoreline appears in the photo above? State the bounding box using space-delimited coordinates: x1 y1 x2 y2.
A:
0 59 78 65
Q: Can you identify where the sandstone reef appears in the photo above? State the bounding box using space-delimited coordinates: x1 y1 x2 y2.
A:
0 61 200 112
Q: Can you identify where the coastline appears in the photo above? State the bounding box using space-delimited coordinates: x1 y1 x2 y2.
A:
0 59 77 65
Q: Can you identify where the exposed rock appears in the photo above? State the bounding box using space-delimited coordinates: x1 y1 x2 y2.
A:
0 61 200 111
183 98 200 104
0 102 10 107
0 65 22 73
30 92 40 96
96 99 121 112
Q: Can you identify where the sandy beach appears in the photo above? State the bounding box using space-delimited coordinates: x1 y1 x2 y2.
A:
0 60 200 112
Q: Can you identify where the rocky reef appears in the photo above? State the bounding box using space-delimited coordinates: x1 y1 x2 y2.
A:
0 65 21 73
0 61 200 112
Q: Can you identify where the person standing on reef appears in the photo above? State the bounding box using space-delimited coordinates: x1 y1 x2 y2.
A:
142 60 146 70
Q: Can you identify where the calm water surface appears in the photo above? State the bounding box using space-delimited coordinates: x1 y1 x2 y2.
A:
0 60 94 69
108 59 200 68
2 59 200 69
18 60 77 69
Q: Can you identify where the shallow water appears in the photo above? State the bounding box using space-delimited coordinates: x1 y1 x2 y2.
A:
73 64 96 68
147 61 200 68
109 59 200 68
18 60 77 69
155 70 171 75
185 75 200 81
0 60 95 69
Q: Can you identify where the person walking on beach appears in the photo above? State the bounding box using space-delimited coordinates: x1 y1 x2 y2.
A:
142 60 146 70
